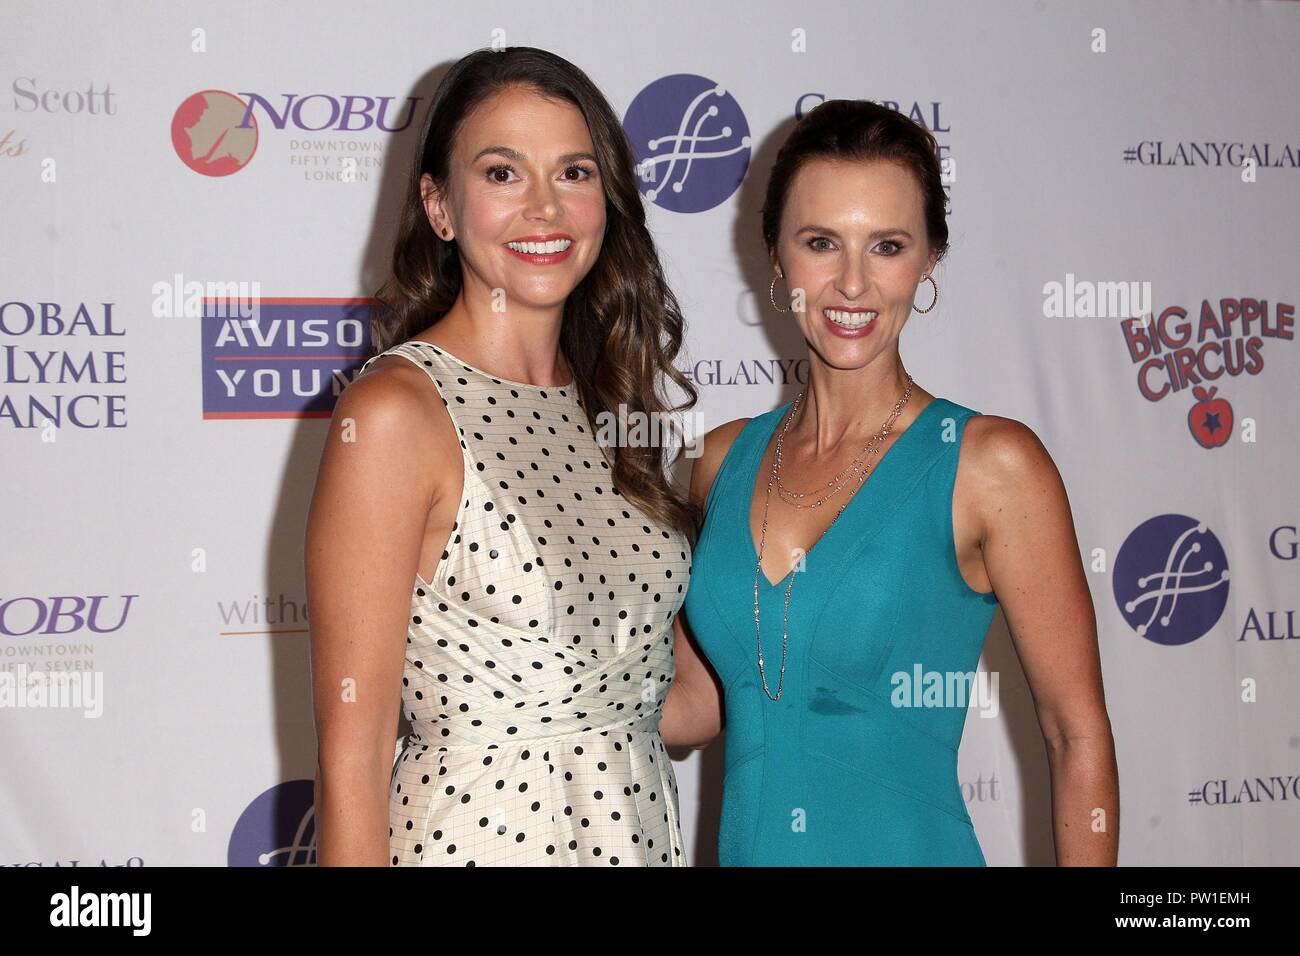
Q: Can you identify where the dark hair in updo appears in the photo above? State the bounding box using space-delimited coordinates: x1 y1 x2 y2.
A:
760 99 949 264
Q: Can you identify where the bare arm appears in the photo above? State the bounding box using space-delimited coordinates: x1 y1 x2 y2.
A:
305 366 443 866
659 418 749 749
660 612 725 748
968 416 1119 866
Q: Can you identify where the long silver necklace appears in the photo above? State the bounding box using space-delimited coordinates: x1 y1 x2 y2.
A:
753 376 915 701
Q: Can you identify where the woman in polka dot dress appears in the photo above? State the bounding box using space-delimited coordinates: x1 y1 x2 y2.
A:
307 48 699 867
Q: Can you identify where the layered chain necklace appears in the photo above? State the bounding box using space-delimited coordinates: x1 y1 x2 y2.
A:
753 375 915 700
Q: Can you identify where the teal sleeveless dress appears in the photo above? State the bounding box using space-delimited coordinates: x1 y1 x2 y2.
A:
683 396 1000 866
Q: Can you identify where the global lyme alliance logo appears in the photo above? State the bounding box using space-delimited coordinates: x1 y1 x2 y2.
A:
228 779 316 866
623 74 751 213
1113 514 1230 646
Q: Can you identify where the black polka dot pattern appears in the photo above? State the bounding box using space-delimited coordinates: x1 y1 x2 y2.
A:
359 341 691 866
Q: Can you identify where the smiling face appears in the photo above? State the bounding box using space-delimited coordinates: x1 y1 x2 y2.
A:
422 85 607 314
773 157 939 373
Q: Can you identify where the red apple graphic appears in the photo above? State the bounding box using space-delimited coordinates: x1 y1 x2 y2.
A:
1188 385 1233 448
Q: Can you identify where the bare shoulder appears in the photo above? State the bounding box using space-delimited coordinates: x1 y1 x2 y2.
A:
688 417 752 511
349 353 454 426
957 414 1071 542
331 354 459 486
960 414 1060 485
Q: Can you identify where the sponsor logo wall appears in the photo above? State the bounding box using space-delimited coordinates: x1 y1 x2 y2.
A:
3 1 1297 865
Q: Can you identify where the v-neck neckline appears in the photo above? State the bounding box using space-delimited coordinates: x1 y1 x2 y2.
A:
742 396 944 589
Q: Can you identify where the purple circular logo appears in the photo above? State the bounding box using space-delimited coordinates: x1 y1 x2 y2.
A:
1113 514 1230 646
228 780 316 866
622 73 751 213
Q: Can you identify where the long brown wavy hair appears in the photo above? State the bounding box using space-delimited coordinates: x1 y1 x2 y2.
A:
373 47 700 543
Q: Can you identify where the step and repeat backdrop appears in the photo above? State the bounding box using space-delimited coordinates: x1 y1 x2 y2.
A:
2 0 1297 866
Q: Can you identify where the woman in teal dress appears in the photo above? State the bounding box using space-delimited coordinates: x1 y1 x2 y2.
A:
661 100 1119 866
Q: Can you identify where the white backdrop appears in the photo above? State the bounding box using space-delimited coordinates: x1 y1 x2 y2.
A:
3 0 1298 866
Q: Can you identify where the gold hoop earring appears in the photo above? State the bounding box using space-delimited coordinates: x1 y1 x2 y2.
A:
769 274 789 313
913 275 938 314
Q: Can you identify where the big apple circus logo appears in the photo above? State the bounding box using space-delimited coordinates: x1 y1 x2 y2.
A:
1119 296 1294 448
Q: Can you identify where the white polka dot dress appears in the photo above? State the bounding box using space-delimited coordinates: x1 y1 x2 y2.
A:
358 340 691 866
